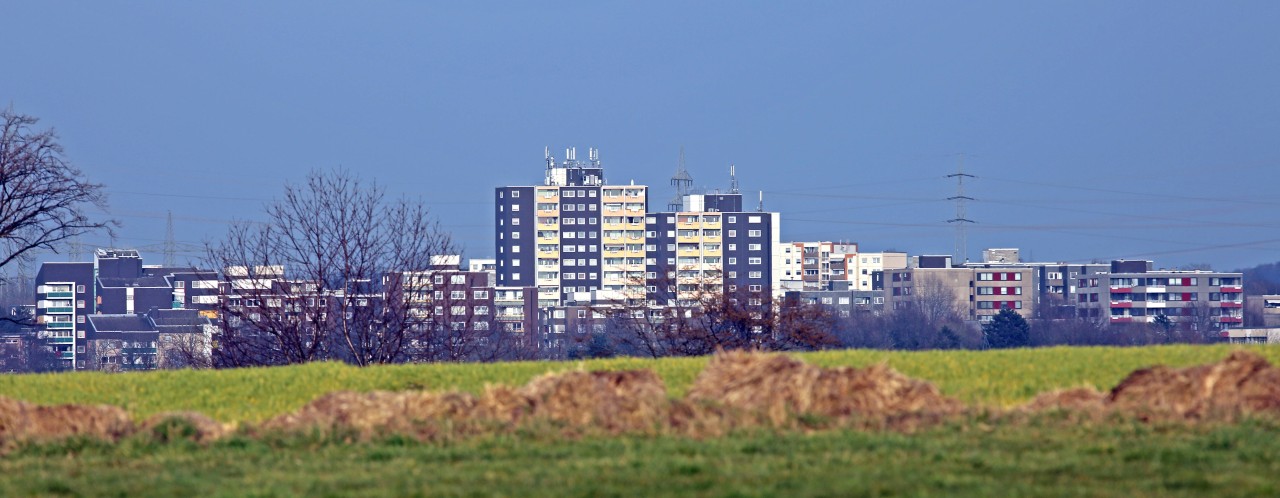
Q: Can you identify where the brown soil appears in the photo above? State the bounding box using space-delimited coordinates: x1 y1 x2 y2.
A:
1106 350 1280 421
682 350 965 430
262 368 669 439
0 396 133 443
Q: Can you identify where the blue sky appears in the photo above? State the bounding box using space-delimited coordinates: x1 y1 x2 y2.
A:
5 1 1279 271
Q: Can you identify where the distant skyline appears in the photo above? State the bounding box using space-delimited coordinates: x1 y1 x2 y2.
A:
5 1 1279 271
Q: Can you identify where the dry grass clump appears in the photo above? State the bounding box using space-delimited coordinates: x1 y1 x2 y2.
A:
0 396 133 443
681 350 964 432
481 370 668 434
1106 350 1280 422
260 390 480 440
262 369 669 440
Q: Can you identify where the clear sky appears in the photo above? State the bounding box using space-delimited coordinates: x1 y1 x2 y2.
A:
5 1 1279 271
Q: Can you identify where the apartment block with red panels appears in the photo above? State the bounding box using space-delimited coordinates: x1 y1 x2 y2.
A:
1073 260 1244 329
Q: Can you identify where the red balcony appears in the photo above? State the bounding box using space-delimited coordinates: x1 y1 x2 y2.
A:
1110 316 1133 323
1110 286 1132 293
1218 316 1243 323
1220 301 1244 308
1110 301 1132 308
1221 285 1243 292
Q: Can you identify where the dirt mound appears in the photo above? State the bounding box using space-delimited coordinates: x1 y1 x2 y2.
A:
683 350 964 429
1106 350 1280 421
0 396 133 443
261 390 479 439
264 369 668 439
481 370 668 433
140 411 232 443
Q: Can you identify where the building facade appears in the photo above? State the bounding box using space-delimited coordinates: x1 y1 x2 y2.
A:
1074 260 1245 330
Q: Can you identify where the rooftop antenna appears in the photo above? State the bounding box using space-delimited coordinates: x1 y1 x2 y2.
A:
69 237 83 261
757 190 764 212
544 146 554 168
946 155 977 263
164 210 176 267
728 164 740 194
669 146 693 211
589 147 600 166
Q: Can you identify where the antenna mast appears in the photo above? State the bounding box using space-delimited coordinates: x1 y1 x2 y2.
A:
668 146 693 211
946 155 976 263
728 164 739 194
164 210 177 267
69 237 83 261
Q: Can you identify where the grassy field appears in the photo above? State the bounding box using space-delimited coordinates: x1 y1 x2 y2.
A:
1 344 1278 423
3 344 1280 497
2 420 1279 497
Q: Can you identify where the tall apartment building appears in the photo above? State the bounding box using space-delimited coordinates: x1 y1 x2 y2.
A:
34 261 93 368
494 147 645 308
647 192 780 306
1073 260 1245 329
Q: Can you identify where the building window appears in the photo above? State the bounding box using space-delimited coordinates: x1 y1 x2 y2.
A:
749 257 762 265
727 216 737 223
749 271 762 279
749 243 761 251
77 285 86 293
77 300 85 309
728 230 737 237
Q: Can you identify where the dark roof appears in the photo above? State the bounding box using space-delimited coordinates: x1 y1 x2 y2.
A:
87 314 156 333
97 275 172 288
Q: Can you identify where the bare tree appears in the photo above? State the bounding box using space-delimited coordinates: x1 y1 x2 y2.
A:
913 275 965 327
157 330 213 369
0 109 113 280
599 268 836 357
206 169 457 367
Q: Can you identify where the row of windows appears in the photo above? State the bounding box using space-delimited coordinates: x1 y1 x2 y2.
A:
976 287 1023 295
976 301 1023 310
647 215 763 224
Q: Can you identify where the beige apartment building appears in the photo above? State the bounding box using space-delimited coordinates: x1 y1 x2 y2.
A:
884 256 1036 322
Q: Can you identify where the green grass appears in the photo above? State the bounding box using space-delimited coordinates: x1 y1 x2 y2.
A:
1 420 1278 497
2 344 1278 424
4 345 1280 497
